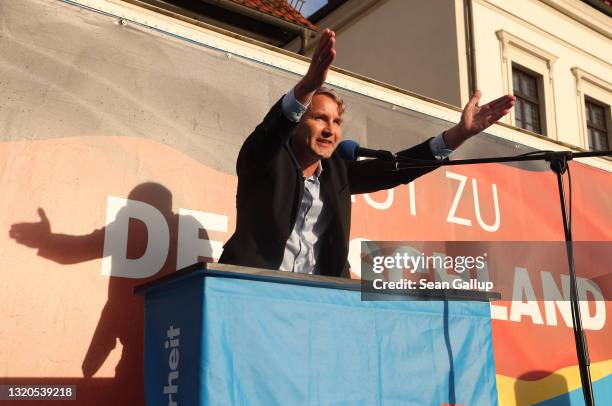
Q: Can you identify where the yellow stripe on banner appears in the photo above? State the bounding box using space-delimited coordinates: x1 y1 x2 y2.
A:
496 359 612 405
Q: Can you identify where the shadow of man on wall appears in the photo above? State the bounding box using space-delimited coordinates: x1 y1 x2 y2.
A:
9 182 211 405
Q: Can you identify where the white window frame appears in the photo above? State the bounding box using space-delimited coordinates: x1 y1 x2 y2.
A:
496 30 558 139
571 67 612 151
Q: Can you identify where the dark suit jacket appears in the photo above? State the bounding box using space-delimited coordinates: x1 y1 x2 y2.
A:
219 97 442 277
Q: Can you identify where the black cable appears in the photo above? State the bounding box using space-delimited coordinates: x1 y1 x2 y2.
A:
567 161 572 233
395 163 446 170
394 150 557 168
514 150 554 157
393 156 444 164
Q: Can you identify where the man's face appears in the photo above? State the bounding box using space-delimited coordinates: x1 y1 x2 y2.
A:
292 94 343 162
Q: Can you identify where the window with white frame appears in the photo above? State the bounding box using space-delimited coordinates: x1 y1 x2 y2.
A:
585 98 610 151
512 65 544 134
496 30 558 138
571 67 612 151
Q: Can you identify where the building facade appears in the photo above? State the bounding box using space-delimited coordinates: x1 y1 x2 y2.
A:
288 0 611 151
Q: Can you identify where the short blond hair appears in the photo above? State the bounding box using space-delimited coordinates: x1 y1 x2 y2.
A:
313 86 346 116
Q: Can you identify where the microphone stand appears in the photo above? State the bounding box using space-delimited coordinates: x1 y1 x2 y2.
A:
393 148 612 406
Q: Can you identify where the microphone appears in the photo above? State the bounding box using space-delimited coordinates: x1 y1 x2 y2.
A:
336 140 396 161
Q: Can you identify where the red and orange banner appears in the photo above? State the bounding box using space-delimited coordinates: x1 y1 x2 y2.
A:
1 1 610 404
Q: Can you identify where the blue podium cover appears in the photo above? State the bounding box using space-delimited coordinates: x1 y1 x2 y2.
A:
138 266 498 405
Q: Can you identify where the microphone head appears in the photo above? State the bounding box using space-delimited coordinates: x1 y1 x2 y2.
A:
336 140 359 161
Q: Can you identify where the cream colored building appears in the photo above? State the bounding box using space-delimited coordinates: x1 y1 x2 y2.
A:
288 0 612 151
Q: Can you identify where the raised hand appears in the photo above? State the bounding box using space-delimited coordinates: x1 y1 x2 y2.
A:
444 91 516 150
9 208 51 248
294 28 336 104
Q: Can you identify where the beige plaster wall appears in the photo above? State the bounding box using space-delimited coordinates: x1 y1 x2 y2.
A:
321 0 466 107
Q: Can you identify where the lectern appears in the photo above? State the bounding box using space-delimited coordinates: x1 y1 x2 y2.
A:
135 263 499 405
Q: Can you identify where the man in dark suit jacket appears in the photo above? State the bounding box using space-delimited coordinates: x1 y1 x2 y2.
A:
219 29 515 278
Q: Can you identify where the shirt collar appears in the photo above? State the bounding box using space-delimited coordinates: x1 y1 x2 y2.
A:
304 161 323 181
314 161 323 178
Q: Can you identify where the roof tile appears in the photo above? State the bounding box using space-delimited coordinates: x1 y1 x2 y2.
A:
229 0 316 29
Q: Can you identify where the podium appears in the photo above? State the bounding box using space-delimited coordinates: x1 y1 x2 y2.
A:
135 263 500 405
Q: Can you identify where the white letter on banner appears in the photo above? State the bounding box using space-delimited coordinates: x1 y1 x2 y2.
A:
408 182 416 216
446 171 471 226
490 304 508 320
510 267 544 324
472 178 500 232
541 272 572 328
577 278 606 331
348 237 370 278
176 208 228 270
363 189 394 210
102 196 169 278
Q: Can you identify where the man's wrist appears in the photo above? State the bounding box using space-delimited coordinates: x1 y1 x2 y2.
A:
442 124 470 150
429 133 454 160
281 87 309 123
442 131 450 148
294 80 315 106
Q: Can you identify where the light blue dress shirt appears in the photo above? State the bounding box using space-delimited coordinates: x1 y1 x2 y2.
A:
279 162 331 274
278 88 453 274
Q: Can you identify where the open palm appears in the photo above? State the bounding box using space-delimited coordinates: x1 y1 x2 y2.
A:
294 29 336 103
460 90 515 137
